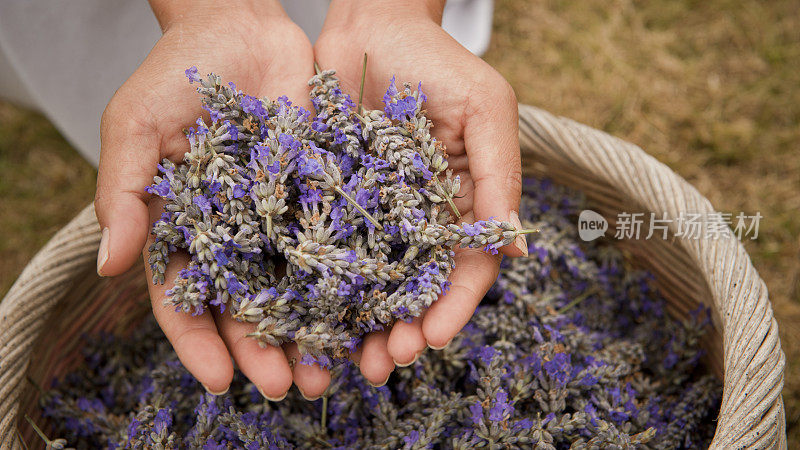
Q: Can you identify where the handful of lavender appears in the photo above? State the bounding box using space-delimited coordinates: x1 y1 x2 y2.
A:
146 67 532 366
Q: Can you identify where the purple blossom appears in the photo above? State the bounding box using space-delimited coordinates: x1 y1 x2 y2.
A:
385 95 418 120
297 154 323 177
174 225 194 243
462 222 484 237
207 180 222 195
241 95 268 119
585 403 599 426
382 76 398 103
361 154 390 171
488 390 513 422
126 419 141 441
203 104 223 122
339 154 355 174
232 184 248 199
343 251 358 263
403 430 421 446
152 408 172 435
543 353 571 387
483 243 500 255
514 418 533 430
469 401 483 425
193 195 212 215
226 121 238 140
299 188 323 206
478 346 498 365
195 118 209 134
412 154 433 180
354 188 375 209
185 66 201 83
213 247 230 267
278 133 300 151
382 76 422 120
333 128 347 145
224 272 245 295
311 118 328 132
145 178 172 198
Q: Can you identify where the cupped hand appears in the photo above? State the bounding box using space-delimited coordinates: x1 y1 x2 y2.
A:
314 0 525 385
95 1 330 400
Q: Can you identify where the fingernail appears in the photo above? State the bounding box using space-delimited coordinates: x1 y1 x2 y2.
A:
97 227 110 276
258 386 287 402
368 373 391 388
203 384 229 396
297 387 321 402
509 211 528 257
394 350 423 368
428 338 452 351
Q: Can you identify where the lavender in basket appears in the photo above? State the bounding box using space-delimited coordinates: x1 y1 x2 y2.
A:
145 67 535 366
41 178 720 448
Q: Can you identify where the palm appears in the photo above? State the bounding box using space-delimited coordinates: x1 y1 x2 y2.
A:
97 17 332 399
315 19 522 384
112 21 314 165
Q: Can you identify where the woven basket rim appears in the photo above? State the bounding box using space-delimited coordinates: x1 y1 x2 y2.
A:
0 104 786 449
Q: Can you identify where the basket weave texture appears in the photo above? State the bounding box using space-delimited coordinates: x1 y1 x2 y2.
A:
0 105 787 449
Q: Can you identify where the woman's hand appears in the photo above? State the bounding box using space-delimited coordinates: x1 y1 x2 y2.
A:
95 0 331 401
315 0 525 386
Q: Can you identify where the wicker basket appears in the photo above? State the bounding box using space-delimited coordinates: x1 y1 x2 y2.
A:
0 105 786 449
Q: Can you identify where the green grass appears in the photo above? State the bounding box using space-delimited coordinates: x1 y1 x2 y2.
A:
1 0 798 441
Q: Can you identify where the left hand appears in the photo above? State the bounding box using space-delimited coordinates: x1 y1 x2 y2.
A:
95 0 331 401
314 0 525 385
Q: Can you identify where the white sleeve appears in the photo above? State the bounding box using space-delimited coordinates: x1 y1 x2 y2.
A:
0 0 160 166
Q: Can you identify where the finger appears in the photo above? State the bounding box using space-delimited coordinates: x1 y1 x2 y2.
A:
349 346 363 367
284 343 331 400
387 315 426 367
215 311 293 401
423 247 501 349
257 44 316 112
144 225 233 394
360 329 394 386
464 80 525 257
95 95 162 277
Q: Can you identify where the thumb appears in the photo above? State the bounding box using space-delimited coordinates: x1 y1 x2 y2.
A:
464 81 525 257
94 99 161 276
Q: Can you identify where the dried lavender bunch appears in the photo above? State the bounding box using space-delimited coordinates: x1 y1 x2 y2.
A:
43 178 720 449
145 67 534 366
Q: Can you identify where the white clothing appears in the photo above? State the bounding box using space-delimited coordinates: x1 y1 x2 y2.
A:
0 0 493 166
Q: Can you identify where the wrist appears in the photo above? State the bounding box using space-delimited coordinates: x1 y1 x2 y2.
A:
325 0 446 29
148 0 287 33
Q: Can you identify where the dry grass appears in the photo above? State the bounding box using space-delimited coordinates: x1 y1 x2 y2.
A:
483 0 800 440
0 0 798 441
0 104 96 294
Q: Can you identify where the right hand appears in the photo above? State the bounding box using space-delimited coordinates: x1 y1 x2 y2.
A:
94 1 331 401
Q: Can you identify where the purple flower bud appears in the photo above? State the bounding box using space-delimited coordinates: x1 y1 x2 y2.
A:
193 195 212 215
185 66 201 83
469 401 483 425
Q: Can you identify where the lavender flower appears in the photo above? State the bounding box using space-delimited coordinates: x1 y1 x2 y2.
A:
144 67 536 366
42 178 720 449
